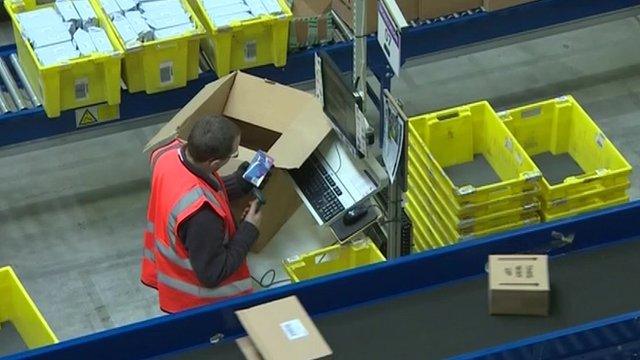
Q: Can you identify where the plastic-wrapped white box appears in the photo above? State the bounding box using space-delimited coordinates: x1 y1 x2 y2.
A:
260 0 282 14
125 11 153 41
244 0 268 16
73 0 99 28
112 13 139 47
16 8 62 26
73 28 96 55
145 12 191 30
25 21 72 48
55 1 81 28
100 0 123 18
139 0 184 14
87 26 114 52
35 41 79 66
114 0 137 12
206 2 250 16
208 11 253 27
154 22 194 39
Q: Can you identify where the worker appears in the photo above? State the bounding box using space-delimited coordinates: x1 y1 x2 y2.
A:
140 115 263 313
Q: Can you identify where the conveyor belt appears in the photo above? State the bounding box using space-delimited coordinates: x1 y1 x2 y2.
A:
167 237 640 359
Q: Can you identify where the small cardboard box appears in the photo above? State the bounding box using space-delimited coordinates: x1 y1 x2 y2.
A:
235 296 332 360
332 0 419 35
145 71 332 252
420 0 482 18
289 0 334 50
483 0 535 11
489 255 550 316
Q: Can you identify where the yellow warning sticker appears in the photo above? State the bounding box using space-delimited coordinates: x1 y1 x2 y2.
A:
75 104 120 128
78 109 97 127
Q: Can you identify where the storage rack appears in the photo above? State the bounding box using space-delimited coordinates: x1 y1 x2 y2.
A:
3 0 640 358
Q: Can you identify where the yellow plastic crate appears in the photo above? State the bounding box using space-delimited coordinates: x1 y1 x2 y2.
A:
408 101 542 207
500 95 632 203
408 145 539 218
5 0 124 117
542 182 630 221
543 195 629 222
192 0 292 76
93 0 206 93
0 267 57 351
406 198 447 249
406 189 540 249
283 239 385 282
408 165 539 234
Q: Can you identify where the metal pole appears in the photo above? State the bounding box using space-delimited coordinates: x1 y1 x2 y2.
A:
9 53 40 108
353 0 367 112
0 57 25 110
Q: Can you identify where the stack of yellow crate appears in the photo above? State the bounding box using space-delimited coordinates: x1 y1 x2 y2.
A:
499 96 632 221
406 101 542 252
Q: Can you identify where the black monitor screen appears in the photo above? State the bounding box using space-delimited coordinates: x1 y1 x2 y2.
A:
320 52 358 151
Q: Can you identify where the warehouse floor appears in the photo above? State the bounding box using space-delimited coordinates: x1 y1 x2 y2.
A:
2 16 640 343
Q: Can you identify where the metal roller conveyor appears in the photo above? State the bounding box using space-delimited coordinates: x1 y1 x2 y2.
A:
0 57 25 110
9 53 40 108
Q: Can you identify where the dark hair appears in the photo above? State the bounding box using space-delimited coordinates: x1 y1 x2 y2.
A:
187 115 240 162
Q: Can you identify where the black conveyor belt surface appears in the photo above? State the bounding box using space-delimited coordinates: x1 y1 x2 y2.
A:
167 238 640 359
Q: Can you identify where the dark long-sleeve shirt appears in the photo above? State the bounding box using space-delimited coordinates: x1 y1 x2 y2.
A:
177 147 258 288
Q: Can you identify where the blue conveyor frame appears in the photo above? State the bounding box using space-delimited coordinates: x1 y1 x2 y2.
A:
4 202 640 359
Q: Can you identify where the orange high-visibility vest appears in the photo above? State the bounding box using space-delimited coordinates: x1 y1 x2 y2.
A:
140 140 252 313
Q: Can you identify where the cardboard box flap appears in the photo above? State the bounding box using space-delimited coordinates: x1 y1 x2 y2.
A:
294 0 331 17
223 72 331 169
224 72 324 133
236 296 332 360
143 73 237 153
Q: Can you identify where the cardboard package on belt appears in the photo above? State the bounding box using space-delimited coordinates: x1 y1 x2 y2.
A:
331 0 419 34
145 71 332 252
488 254 550 316
236 296 332 360
483 0 535 11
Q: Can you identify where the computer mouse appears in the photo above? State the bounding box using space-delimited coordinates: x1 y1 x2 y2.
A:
343 206 369 226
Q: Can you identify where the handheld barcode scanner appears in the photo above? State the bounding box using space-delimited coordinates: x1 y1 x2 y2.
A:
252 188 266 211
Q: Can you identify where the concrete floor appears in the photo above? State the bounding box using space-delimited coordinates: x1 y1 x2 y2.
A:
2 16 640 345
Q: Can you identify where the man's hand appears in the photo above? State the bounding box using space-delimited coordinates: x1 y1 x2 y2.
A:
243 199 263 229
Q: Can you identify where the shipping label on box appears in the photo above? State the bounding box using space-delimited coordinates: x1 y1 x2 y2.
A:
489 254 550 316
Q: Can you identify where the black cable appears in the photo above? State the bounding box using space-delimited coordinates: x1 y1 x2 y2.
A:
317 240 340 264
326 144 343 175
251 269 290 289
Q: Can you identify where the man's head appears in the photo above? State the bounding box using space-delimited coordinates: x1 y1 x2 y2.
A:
187 115 241 172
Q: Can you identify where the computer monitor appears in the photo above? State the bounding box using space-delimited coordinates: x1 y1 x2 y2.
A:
318 51 361 157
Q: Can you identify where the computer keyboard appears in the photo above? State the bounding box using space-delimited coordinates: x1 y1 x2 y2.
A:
289 155 345 222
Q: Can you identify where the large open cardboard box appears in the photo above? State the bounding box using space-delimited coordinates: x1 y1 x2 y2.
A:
145 72 332 252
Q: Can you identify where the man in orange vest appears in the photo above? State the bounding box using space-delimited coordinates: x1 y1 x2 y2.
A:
141 115 262 313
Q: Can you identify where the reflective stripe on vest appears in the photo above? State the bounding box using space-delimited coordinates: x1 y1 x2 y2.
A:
157 272 252 298
146 220 154 233
143 247 155 262
166 188 221 250
155 239 192 271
